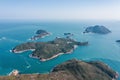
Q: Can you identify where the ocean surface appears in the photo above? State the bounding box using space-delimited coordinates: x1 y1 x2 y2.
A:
0 21 120 79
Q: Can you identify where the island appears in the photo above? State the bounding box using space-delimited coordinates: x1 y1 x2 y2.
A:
116 40 120 42
12 38 88 61
64 33 74 36
31 29 50 40
64 33 74 38
0 59 118 80
83 25 111 34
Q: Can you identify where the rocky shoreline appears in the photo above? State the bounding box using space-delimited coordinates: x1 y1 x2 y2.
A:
31 33 50 40
12 38 88 62
13 45 78 62
8 69 19 76
30 29 51 40
12 49 35 53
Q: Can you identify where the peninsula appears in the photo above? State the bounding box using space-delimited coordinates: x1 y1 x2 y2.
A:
31 29 50 40
12 38 88 61
0 59 118 80
83 25 111 34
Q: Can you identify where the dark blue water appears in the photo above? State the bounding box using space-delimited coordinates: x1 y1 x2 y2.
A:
0 21 120 79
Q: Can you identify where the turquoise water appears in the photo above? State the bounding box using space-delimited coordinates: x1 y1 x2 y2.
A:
0 21 120 79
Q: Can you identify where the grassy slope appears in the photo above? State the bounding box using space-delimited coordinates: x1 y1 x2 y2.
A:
0 59 117 80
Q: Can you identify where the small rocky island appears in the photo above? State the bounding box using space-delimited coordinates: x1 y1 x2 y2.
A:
64 33 74 36
31 29 50 40
116 40 120 42
83 25 111 34
12 38 88 61
0 59 118 80
64 33 74 38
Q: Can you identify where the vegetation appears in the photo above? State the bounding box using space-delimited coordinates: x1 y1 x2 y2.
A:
31 29 50 40
13 38 88 61
53 59 118 80
0 59 118 80
84 25 111 34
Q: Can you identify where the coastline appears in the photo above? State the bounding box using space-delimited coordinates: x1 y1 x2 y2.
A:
13 45 78 62
12 49 35 53
13 49 73 62
30 45 78 62
40 53 64 61
30 32 51 40
7 60 119 79
8 69 19 76
29 52 71 62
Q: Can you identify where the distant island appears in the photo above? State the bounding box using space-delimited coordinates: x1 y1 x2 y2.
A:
64 33 74 38
31 29 50 40
64 33 74 36
83 25 111 34
0 59 118 80
116 40 120 42
12 38 88 61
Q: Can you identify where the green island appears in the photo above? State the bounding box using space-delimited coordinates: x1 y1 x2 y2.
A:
0 59 118 80
31 29 50 40
12 38 88 61
83 25 111 34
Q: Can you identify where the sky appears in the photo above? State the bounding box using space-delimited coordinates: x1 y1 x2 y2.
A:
0 0 120 21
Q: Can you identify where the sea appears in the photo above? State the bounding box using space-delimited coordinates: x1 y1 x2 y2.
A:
0 20 120 79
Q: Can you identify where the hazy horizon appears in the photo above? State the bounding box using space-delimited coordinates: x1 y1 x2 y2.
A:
0 0 120 21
